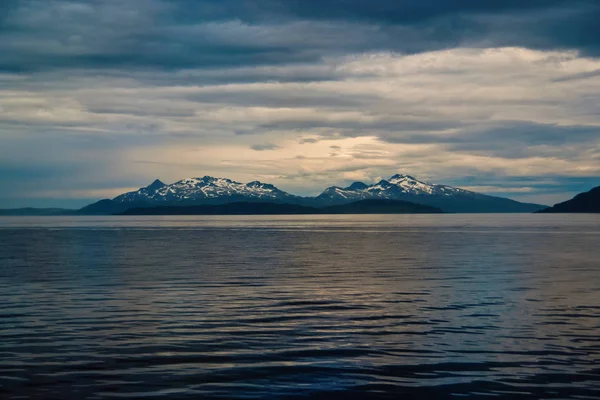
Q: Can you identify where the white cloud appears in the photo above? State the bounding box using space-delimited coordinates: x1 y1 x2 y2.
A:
1 47 599 202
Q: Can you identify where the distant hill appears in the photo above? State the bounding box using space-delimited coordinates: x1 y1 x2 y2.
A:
537 186 600 213
78 174 546 215
0 208 73 216
119 199 443 215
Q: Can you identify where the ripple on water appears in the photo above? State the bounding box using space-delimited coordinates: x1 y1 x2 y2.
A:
0 214 599 399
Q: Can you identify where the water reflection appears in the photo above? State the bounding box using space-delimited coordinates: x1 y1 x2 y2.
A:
0 215 599 399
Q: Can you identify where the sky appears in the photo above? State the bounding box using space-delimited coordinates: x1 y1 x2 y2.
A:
0 0 599 208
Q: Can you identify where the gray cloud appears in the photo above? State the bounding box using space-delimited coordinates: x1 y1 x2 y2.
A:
299 138 319 144
260 119 461 135
0 0 599 206
1 0 599 76
553 69 600 83
446 124 600 158
251 143 280 151
379 122 600 156
186 90 372 109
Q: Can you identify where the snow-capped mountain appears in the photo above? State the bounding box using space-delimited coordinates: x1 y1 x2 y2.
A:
78 173 546 214
317 174 476 202
114 176 298 204
315 174 544 213
79 176 303 214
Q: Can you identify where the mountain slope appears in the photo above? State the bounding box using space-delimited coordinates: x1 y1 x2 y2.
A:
315 174 545 213
120 199 442 215
537 186 600 213
78 174 546 215
80 176 305 214
113 177 299 204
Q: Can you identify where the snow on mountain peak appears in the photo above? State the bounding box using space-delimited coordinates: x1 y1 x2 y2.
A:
315 173 478 203
113 176 295 204
389 174 416 181
90 173 546 213
386 174 436 194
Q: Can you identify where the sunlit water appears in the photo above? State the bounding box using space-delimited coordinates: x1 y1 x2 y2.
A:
1 214 599 399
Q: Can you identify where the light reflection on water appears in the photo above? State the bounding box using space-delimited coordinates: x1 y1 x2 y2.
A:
0 214 599 399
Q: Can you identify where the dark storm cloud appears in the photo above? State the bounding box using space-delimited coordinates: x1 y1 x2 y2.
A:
250 0 573 22
0 0 598 75
176 0 600 56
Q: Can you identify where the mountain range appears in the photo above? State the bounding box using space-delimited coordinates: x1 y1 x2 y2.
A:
77 174 546 214
78 176 304 214
314 174 544 213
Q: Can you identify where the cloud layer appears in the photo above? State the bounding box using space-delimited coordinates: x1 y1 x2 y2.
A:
0 0 599 207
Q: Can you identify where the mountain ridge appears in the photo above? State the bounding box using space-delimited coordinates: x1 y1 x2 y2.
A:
77 173 547 214
316 174 544 213
113 176 302 204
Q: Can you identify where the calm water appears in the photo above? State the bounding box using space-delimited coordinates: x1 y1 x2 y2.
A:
1 214 599 399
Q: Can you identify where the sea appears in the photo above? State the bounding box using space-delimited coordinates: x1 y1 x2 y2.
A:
1 214 599 399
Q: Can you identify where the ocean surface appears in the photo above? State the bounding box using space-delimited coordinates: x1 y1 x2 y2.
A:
1 214 599 399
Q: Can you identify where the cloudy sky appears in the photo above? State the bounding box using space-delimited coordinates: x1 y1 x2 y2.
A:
1 0 599 208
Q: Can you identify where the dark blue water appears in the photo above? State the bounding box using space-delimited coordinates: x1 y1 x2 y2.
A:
1 214 599 399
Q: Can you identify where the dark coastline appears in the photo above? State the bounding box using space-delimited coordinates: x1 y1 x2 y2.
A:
119 199 443 215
